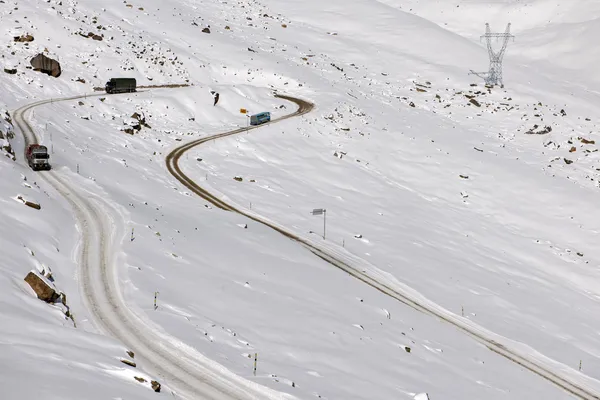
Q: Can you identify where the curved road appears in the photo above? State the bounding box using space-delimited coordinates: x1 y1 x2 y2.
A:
13 92 301 400
167 96 600 399
12 89 600 400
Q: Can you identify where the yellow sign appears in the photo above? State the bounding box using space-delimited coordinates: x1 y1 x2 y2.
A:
240 108 247 114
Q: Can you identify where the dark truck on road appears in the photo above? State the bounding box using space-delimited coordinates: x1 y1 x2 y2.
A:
26 144 51 171
105 78 136 94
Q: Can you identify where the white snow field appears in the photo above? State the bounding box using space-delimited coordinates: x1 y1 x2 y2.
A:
2 0 600 399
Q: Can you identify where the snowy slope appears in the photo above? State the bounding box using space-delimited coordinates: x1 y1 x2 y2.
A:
2 0 600 399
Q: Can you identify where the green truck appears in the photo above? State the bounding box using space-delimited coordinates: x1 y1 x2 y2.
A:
105 78 137 94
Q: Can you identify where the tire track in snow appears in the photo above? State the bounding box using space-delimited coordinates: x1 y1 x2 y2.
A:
167 94 600 400
14 93 297 400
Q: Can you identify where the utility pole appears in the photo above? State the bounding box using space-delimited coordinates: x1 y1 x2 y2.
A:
470 23 515 87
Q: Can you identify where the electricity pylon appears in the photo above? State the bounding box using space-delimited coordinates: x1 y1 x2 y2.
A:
470 23 514 87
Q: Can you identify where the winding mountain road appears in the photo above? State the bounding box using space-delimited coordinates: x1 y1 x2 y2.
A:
167 96 600 399
12 88 600 400
13 92 301 400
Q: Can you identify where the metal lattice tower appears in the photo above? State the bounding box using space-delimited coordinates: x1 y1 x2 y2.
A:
470 23 514 86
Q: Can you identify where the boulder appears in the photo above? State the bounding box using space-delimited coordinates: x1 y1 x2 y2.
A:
120 359 137 368
24 271 59 303
469 98 481 107
202 27 211 34
30 53 61 78
88 32 103 41
151 380 161 392
14 34 34 42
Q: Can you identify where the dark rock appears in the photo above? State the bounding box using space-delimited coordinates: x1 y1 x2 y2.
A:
24 271 59 303
469 98 481 107
202 27 211 34
151 380 161 392
14 34 34 42
30 53 61 78
120 359 136 368
4 68 17 74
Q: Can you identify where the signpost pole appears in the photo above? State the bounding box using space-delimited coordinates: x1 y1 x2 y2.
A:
311 208 327 240
323 209 327 240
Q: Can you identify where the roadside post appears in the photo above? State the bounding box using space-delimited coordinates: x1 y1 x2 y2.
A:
240 108 249 134
311 208 327 240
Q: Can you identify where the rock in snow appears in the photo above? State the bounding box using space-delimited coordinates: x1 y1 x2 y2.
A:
24 271 59 303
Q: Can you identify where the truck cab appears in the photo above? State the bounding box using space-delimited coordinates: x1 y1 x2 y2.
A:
25 144 51 171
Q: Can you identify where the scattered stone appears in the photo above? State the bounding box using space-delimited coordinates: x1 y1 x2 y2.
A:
120 359 136 368
408 101 415 108
233 176 243 182
151 380 161 392
134 376 146 383
18 195 41 210
4 68 17 74
459 174 469 179
403 345 411 353
569 146 577 153
564 158 573 165
525 125 552 135
560 109 567 116
202 27 211 34
579 137 595 145
126 350 135 359
24 271 59 303
469 98 481 107
14 34 34 42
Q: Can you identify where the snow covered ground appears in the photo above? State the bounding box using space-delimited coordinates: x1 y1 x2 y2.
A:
2 0 600 399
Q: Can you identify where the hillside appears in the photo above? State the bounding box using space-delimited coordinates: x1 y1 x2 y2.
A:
1 0 600 399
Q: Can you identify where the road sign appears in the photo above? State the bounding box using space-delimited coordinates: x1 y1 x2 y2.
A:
312 208 325 215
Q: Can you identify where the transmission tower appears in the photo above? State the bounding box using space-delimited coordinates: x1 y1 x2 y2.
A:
470 23 514 86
